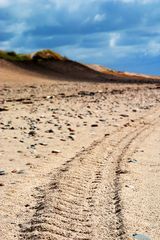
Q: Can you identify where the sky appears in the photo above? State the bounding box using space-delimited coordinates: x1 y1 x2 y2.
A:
0 0 160 75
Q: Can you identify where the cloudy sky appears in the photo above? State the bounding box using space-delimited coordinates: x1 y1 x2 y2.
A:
0 0 160 74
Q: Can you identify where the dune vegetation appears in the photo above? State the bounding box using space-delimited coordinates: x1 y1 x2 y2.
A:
0 50 31 61
0 49 67 62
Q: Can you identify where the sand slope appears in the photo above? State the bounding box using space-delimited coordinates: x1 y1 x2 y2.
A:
0 59 160 240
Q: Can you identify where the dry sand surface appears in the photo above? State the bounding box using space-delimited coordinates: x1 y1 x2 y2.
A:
0 60 160 240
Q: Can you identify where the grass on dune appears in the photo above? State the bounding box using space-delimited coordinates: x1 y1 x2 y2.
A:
0 49 67 62
32 49 66 61
0 50 31 61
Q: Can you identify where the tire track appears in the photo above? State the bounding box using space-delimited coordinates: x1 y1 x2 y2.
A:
109 114 159 239
84 110 159 240
19 108 160 240
19 137 108 240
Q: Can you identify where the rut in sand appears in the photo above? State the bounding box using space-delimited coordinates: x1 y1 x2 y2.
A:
19 108 160 240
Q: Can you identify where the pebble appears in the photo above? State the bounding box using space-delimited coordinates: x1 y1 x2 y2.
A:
0 107 8 112
128 159 138 163
120 114 129 117
45 129 54 133
125 184 135 190
0 170 6 175
30 144 36 149
0 183 4 186
91 124 98 127
28 130 36 136
11 169 25 174
70 132 75 136
105 133 110 137
9 159 14 162
68 127 75 132
60 139 66 142
25 204 30 207
129 233 151 240
17 170 25 174
26 163 32 166
46 96 53 99
39 143 48 146
52 150 61 154
68 135 75 141
124 123 130 127
47 120 53 124
99 119 105 122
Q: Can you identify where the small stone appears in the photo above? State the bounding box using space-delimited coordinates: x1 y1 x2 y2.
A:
70 132 75 136
0 183 4 186
45 129 54 133
0 170 6 176
30 144 36 149
116 169 128 174
128 159 137 163
105 133 110 137
60 139 66 142
28 130 36 136
99 119 105 122
124 123 130 127
0 107 8 112
68 135 75 141
25 204 30 207
17 170 25 174
11 169 24 174
91 124 98 127
125 184 135 190
68 127 75 132
52 150 61 154
129 233 151 240
39 143 48 146
47 120 53 124
120 114 129 117
46 96 53 99
26 163 32 166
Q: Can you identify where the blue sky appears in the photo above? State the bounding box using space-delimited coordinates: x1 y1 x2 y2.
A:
0 0 160 74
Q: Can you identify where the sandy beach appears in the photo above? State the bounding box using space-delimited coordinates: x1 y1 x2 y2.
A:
0 59 160 240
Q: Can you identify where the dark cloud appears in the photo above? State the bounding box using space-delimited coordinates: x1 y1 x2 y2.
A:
13 34 78 49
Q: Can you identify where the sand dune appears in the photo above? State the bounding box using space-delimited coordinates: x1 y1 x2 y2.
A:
1 52 160 88
0 51 160 240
